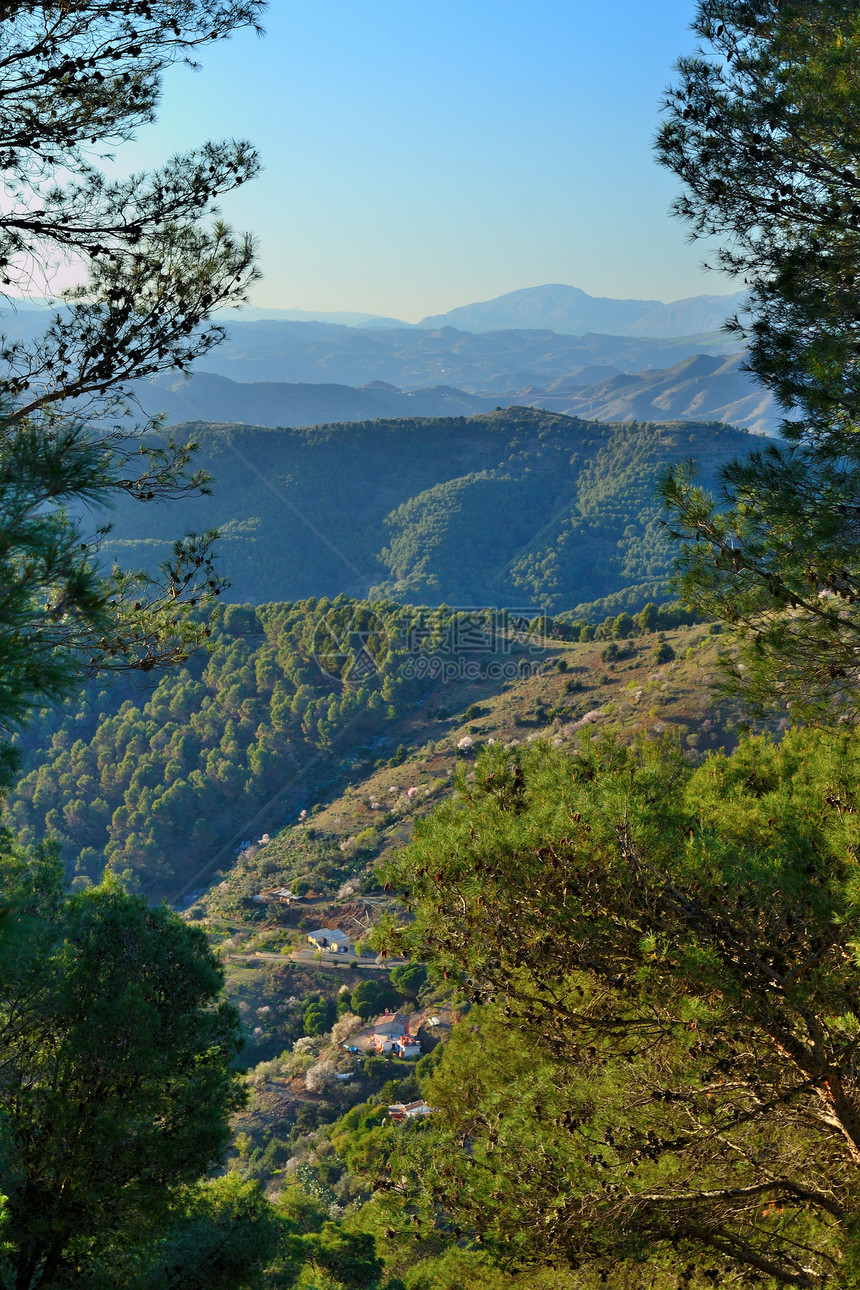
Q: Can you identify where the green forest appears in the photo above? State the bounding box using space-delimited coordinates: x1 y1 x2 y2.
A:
96 410 751 613
4 3 860 1290
7 599 545 893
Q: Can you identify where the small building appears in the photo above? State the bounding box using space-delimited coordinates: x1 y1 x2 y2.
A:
387 1100 434 1123
254 887 297 905
370 1011 420 1057
307 928 353 953
270 887 295 902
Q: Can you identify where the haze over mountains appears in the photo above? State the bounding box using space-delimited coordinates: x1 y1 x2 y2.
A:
136 349 778 436
12 283 780 434
196 317 739 390
416 282 748 337
233 283 747 338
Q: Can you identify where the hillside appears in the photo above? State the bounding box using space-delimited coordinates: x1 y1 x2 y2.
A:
132 371 501 426
6 595 732 918
204 615 748 936
6 597 702 899
96 408 752 612
10 600 550 893
530 351 780 435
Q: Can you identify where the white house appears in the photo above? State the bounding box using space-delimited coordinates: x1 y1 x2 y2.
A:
371 1011 421 1057
372 1011 409 1041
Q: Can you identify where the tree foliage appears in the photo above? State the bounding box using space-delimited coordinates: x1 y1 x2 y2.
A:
656 1 860 717
0 839 246 1288
0 0 265 727
377 733 860 1285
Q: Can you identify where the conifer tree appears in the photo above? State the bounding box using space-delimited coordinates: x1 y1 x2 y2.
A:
0 1 266 728
656 1 860 717
379 735 860 1286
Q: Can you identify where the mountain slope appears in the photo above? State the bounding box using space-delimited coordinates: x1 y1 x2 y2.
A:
131 371 499 427
525 352 779 435
137 352 780 437
96 407 752 612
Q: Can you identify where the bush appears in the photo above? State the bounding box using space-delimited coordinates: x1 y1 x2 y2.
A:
362 1055 387 1080
352 827 381 856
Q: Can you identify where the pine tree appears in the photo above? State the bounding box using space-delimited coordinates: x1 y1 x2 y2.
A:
656 1 860 718
0 1 266 728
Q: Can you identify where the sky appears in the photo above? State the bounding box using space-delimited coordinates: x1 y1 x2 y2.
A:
106 0 732 322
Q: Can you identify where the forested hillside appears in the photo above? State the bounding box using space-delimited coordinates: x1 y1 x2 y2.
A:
98 409 752 611
8 598 551 894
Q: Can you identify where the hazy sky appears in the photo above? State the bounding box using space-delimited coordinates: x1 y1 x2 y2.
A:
113 0 731 321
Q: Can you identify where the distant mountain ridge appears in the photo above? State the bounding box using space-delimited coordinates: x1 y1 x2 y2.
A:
224 305 408 328
198 319 738 391
522 352 780 436
135 350 780 437
133 372 499 427
418 283 748 338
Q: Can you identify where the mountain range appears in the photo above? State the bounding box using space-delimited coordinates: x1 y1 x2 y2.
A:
193 319 738 391
132 372 499 428
417 282 748 337
227 284 747 339
8 286 776 437
134 350 780 436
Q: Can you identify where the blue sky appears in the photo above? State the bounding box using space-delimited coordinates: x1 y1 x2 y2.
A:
115 0 730 321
